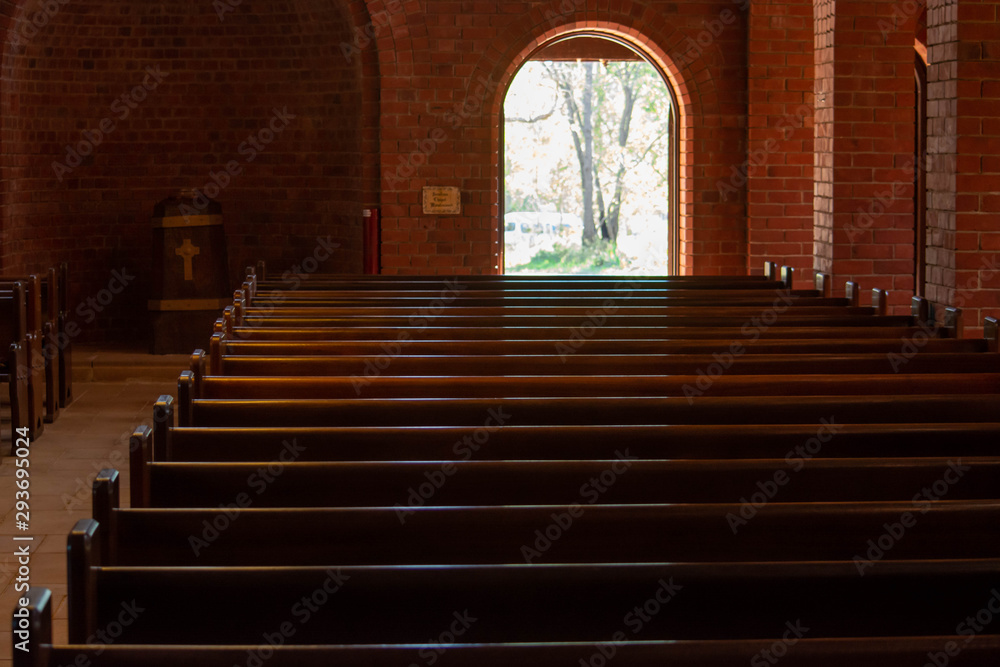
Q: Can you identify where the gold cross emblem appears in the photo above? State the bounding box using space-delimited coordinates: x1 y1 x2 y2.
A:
175 238 201 281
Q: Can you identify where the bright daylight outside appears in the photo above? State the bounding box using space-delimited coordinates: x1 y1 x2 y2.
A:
503 52 674 275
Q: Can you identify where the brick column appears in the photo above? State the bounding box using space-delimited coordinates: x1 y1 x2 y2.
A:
813 0 916 305
747 0 815 280
927 0 1000 336
926 0 958 317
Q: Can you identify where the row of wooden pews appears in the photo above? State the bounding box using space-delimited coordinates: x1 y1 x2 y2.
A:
15 262 1000 665
0 263 73 446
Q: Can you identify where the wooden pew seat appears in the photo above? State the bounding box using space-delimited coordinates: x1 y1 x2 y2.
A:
65 547 1000 645
0 284 31 443
188 372 1000 400
219 324 932 341
207 352 1000 377
157 423 1000 463
90 470 1000 567
181 395 1000 428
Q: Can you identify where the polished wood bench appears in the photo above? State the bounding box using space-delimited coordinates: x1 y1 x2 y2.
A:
256 293 849 307
0 282 30 443
176 395 1000 428
126 455 1000 508
0 275 47 433
232 311 916 328
64 541 1000 644
91 468 1000 563
185 371 1000 401
151 421 1000 465
22 589 1000 667
247 262 792 291
204 351 1000 377
208 335 982 357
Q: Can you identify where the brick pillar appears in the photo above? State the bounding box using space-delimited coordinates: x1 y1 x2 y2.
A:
813 0 916 305
747 0 815 281
927 0 1000 337
926 0 958 321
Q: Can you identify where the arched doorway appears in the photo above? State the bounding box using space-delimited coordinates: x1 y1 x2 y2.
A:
500 33 680 275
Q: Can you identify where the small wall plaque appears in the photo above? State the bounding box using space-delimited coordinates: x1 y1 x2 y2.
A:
422 186 462 215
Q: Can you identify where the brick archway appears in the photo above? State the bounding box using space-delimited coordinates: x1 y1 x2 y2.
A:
466 0 745 275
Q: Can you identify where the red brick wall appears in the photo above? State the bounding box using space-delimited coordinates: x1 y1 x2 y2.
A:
1 0 996 338
747 0 814 283
927 0 1000 337
373 0 749 276
954 0 1000 337
926 0 960 318
0 0 377 341
813 0 917 308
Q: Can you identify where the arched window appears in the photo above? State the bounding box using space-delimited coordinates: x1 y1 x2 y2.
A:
501 34 679 275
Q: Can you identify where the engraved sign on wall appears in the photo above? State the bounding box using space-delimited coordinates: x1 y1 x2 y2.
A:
422 186 461 215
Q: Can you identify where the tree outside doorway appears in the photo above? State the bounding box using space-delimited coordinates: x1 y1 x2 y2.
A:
503 56 674 274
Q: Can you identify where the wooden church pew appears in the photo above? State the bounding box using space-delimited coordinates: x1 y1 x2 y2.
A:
0 275 47 434
63 538 1000 645
89 469 1000 564
207 335 985 357
186 371 1000 401
17 588 1000 667
153 422 1000 464
248 264 790 292
220 321 932 340
258 293 852 308
36 266 62 420
0 282 32 443
0 264 75 423
2 269 62 422
38 264 1000 665
177 394 1000 428
130 456 1000 508
55 262 73 407
205 351 1000 377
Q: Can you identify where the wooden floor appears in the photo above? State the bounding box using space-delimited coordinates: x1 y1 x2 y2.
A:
0 347 186 663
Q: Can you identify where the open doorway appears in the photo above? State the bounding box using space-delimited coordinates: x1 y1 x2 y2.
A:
502 36 677 275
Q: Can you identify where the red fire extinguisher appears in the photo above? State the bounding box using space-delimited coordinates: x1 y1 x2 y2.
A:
363 208 380 274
